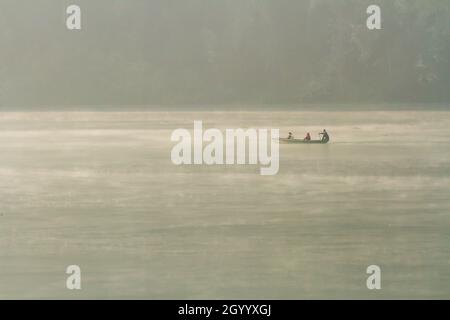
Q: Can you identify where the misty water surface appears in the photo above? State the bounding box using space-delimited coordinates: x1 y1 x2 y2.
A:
0 111 449 299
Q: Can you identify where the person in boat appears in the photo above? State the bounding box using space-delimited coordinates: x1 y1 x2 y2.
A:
319 129 329 142
304 132 311 141
287 132 293 139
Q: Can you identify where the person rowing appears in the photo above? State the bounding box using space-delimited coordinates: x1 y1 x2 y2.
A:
319 129 329 142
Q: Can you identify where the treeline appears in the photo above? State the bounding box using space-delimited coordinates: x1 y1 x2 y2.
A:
0 0 449 108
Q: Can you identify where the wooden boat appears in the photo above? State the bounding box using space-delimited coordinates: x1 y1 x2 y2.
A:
279 138 329 144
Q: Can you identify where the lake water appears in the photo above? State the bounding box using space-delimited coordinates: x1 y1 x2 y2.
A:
0 111 449 299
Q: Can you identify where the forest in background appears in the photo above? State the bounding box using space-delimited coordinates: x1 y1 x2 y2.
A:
0 0 449 108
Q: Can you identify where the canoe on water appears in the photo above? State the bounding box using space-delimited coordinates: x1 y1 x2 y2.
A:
279 138 329 144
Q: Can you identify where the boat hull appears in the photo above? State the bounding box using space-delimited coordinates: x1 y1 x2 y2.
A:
279 138 328 144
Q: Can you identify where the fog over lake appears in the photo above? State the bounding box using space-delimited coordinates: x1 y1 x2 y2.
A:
1 0 450 108
1 0 449 300
0 111 449 299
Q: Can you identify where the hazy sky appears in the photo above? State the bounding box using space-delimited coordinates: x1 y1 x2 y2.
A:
0 0 449 109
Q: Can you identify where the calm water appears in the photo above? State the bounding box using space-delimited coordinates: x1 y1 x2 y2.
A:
0 111 449 299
